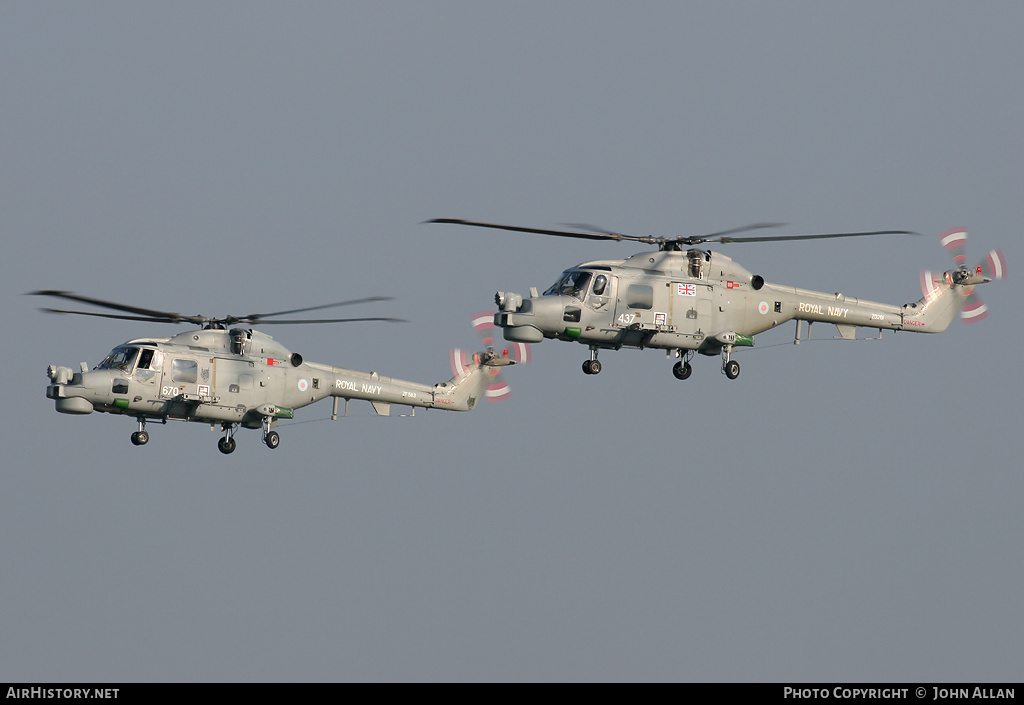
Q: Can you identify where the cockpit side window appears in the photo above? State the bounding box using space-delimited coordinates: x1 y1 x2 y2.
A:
171 358 198 384
592 274 608 296
134 348 163 382
626 284 654 310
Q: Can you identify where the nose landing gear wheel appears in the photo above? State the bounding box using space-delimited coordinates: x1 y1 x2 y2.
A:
724 360 740 380
582 359 602 375
264 430 281 449
672 361 692 380
130 418 149 446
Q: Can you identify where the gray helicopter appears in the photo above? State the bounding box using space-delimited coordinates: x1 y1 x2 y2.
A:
35 291 523 453
430 220 1006 379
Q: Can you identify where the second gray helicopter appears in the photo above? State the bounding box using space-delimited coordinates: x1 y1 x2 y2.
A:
431 220 1005 380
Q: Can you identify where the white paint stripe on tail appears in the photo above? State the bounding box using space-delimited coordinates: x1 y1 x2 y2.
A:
449 348 468 376
960 301 989 322
940 228 967 249
987 249 1006 280
486 384 511 400
920 271 941 302
472 311 495 331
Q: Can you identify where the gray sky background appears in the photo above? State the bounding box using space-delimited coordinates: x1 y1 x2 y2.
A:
2 1 1021 682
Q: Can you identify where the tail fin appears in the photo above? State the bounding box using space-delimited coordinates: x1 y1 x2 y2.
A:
910 271 967 332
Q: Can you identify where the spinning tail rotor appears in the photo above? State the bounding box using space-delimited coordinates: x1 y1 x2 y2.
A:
450 312 531 401
921 228 1007 323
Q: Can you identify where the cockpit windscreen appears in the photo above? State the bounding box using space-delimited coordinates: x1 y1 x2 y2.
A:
543 270 593 299
97 346 139 372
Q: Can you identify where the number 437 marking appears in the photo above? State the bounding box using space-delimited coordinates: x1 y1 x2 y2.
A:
616 313 635 325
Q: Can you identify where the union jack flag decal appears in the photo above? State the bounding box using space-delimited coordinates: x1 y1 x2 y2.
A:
677 283 696 296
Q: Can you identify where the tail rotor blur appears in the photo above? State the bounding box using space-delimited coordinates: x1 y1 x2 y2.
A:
449 311 531 401
922 228 1006 323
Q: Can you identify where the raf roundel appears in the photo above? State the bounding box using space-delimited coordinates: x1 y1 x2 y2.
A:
758 301 770 315
297 379 309 392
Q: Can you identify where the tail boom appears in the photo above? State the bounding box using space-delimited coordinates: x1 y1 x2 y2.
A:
308 349 512 414
761 264 989 338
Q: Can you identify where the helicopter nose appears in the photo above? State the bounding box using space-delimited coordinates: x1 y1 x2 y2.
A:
46 376 95 415
46 365 104 414
494 293 562 344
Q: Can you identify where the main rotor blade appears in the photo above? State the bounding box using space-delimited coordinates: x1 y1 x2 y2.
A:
38 308 189 323
688 229 921 245
31 290 401 328
29 290 206 324
562 221 789 243
249 316 406 325
697 222 788 239
431 218 916 249
238 296 394 322
427 218 660 244
559 222 627 236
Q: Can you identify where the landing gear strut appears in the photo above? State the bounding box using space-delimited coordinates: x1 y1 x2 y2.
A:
130 418 149 446
262 416 281 449
582 346 602 375
721 345 740 380
218 423 237 455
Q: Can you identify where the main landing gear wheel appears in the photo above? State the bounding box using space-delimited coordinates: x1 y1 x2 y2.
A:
724 360 740 380
264 430 281 449
219 423 238 454
672 361 692 380
582 359 602 375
